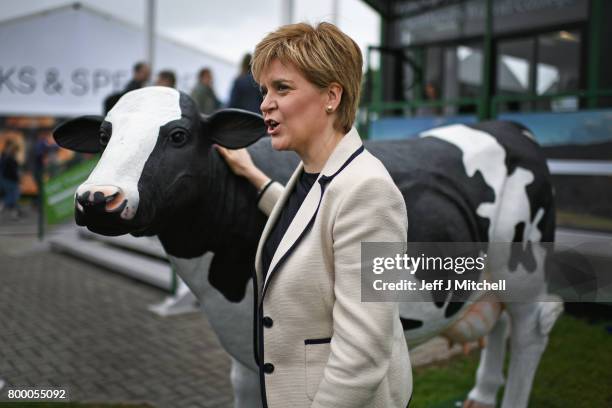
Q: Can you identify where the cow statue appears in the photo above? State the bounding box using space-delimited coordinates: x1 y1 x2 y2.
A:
53 87 563 408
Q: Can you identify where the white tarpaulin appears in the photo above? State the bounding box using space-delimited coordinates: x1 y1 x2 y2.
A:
0 3 237 116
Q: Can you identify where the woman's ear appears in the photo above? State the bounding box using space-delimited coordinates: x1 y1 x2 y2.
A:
202 108 267 149
326 83 343 112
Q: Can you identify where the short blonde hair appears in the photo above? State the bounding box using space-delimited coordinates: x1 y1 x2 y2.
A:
252 22 363 134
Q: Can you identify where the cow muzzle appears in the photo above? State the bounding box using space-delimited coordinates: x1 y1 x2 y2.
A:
76 185 127 214
74 184 139 236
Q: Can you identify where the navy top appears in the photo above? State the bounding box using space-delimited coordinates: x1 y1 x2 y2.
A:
228 73 264 114
261 170 319 279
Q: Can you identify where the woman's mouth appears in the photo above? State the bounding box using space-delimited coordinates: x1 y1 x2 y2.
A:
265 119 280 135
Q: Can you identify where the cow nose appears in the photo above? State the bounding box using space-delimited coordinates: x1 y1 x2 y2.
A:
76 185 127 213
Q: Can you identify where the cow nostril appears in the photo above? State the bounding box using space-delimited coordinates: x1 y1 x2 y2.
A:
75 190 108 208
92 191 109 206
76 191 91 207
104 192 118 203
75 186 126 213
105 191 126 212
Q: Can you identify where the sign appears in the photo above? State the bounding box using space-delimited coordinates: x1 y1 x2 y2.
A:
44 158 98 224
0 4 235 116
397 0 588 45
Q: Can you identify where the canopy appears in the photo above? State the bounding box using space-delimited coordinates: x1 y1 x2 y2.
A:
0 3 236 116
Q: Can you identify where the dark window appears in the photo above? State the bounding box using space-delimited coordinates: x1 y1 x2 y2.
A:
495 30 582 112
496 37 535 112
536 30 581 111
445 44 482 114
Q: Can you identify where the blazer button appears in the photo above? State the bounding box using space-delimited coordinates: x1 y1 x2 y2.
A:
263 363 275 374
263 316 273 328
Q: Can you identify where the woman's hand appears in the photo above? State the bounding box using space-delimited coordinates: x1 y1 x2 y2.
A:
215 145 271 190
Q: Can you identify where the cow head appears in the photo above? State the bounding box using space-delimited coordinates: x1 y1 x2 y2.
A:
53 86 266 237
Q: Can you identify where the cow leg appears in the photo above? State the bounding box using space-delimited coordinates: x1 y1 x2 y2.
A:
500 299 563 408
230 356 262 408
464 311 509 408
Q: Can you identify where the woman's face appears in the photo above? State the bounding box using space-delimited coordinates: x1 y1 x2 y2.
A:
259 59 330 154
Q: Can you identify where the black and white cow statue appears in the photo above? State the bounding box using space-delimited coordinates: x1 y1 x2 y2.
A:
53 87 563 408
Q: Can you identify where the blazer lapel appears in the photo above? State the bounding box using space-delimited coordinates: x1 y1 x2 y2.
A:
258 128 364 301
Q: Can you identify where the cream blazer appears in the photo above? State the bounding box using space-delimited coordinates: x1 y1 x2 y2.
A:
254 128 412 408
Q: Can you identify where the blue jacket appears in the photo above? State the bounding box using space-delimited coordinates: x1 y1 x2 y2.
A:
228 73 263 114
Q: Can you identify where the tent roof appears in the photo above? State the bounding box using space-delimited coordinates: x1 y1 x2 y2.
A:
0 2 237 116
0 2 234 66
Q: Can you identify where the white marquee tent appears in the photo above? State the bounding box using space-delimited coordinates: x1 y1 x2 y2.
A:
0 3 237 116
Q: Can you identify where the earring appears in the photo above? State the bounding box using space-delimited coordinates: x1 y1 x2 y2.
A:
326 105 333 113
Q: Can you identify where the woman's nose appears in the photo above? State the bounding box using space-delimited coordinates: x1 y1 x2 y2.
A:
260 93 275 113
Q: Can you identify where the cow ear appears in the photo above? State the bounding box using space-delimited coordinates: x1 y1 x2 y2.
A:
53 115 104 153
204 109 267 148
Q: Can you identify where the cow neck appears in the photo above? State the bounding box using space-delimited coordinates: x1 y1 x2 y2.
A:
158 146 263 259
156 194 213 258
203 147 264 253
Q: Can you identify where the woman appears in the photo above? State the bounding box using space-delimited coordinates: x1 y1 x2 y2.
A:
217 22 412 407
228 53 264 114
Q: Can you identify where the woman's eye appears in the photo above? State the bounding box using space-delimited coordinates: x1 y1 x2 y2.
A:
99 131 110 147
277 84 289 92
169 130 187 146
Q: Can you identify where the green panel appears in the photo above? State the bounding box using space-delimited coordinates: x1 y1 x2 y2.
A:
478 0 493 120
43 158 99 224
588 0 602 108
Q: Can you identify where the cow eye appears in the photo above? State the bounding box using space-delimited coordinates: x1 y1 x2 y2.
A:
169 129 188 147
99 131 110 147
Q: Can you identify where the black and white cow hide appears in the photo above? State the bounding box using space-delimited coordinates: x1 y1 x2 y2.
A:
53 87 562 408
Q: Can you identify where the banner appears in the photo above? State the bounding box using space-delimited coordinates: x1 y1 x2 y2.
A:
0 4 235 116
44 157 98 224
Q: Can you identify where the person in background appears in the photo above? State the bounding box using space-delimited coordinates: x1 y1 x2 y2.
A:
416 81 441 116
1 141 21 219
228 53 263 114
155 70 177 88
0 143 5 208
104 61 151 114
33 132 56 210
124 62 151 93
191 68 221 114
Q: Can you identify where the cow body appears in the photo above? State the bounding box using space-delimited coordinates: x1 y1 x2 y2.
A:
54 87 562 408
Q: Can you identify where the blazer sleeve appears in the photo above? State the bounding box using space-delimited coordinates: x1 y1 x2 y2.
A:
311 177 408 408
257 181 284 216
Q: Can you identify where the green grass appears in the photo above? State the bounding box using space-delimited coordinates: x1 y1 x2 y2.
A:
410 314 612 408
557 210 612 233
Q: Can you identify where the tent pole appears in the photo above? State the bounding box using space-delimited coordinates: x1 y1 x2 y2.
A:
479 0 493 120
281 0 294 25
145 0 156 76
331 0 340 25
